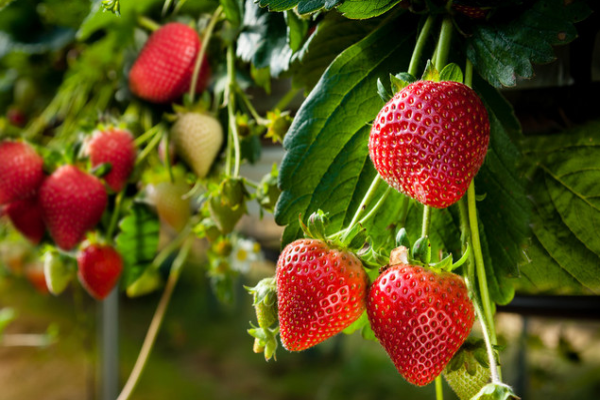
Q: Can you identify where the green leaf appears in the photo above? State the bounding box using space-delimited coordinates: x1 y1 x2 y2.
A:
256 0 341 14
466 0 592 87
0 0 16 12
439 63 463 83
337 0 402 20
237 0 293 77
290 12 381 92
275 13 416 247
519 120 600 294
115 203 160 288
220 0 243 27
285 10 308 53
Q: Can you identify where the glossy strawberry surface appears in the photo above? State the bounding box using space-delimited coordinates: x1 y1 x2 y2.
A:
5 196 46 245
129 22 210 104
367 263 475 386
77 244 123 300
88 128 136 192
369 80 489 208
0 140 45 205
39 165 107 250
276 239 368 351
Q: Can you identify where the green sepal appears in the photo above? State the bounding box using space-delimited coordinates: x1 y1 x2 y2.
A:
193 218 222 243
439 63 464 83
301 210 329 241
358 241 390 270
339 223 368 252
472 383 520 400
248 324 279 362
245 276 278 329
377 78 393 102
421 59 440 82
91 162 112 179
390 72 417 94
412 236 431 264
395 227 411 251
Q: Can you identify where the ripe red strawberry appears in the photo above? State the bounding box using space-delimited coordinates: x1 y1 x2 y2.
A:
369 80 489 208
5 196 46 245
87 128 136 192
0 140 45 205
39 165 107 250
276 239 368 351
171 112 223 179
77 243 123 300
129 22 210 104
367 260 475 386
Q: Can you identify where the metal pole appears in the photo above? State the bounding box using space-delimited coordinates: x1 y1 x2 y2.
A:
100 288 119 400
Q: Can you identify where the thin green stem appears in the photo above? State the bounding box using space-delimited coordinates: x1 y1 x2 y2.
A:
274 87 301 111
106 190 125 243
227 45 241 178
116 236 193 400
408 15 436 77
135 126 163 167
137 16 161 32
434 15 454 71
349 174 382 229
134 125 160 148
473 295 501 384
152 224 192 270
435 376 444 400
163 132 174 183
189 6 223 102
421 205 432 237
358 186 392 226
465 58 474 87
236 86 269 125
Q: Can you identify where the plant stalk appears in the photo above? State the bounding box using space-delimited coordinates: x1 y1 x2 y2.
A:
409 15 436 77
189 6 222 102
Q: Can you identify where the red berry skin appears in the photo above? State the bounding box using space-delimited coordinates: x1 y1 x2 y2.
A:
0 141 45 205
87 129 136 192
128 22 210 104
367 264 475 386
276 239 368 352
5 196 46 245
39 165 108 251
369 81 490 209
77 244 123 300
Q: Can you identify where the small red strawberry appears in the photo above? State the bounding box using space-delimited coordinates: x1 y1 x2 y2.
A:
87 128 136 192
5 196 46 245
276 239 368 352
369 80 489 208
0 140 45 205
39 165 108 250
129 22 210 104
77 243 123 300
367 250 475 386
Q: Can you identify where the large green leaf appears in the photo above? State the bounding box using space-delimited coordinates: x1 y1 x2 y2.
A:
275 13 415 247
256 0 341 14
115 203 160 288
290 12 382 92
237 0 293 77
337 0 401 19
466 0 591 87
520 121 600 294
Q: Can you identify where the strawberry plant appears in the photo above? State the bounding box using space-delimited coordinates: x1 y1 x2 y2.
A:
1 0 599 399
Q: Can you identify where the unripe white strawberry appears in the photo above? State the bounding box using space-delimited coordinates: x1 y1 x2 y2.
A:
171 112 223 179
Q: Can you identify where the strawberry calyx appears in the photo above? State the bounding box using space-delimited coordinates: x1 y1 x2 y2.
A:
248 324 279 361
446 337 492 374
472 383 520 400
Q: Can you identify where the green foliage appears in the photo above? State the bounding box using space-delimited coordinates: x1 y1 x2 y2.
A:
337 0 403 20
520 120 600 294
115 203 160 288
256 0 341 14
466 0 592 87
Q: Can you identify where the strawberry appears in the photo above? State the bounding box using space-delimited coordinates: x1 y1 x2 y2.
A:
77 243 123 300
0 140 45 205
369 80 489 208
276 238 368 352
39 165 108 250
367 254 475 386
444 347 490 400
171 112 223 179
5 196 46 245
129 22 210 104
151 180 191 232
87 128 136 192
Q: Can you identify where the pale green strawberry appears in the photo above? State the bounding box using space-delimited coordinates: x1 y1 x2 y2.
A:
171 112 223 179
444 338 492 400
43 250 74 296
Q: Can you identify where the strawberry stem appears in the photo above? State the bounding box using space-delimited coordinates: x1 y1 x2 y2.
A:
408 14 436 77
235 86 269 125
106 190 125 243
433 15 453 72
135 125 164 167
137 16 161 32
435 375 444 400
421 205 432 238
189 6 223 103
116 234 193 400
226 45 241 178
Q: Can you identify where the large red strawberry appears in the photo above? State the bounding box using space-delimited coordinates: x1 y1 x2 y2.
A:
369 80 489 208
367 251 475 386
77 243 123 300
129 22 210 104
39 165 107 250
5 196 46 245
87 128 136 192
0 140 45 205
276 239 368 352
